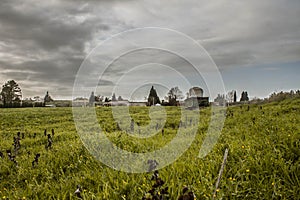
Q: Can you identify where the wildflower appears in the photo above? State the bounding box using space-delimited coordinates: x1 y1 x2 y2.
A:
229 177 232 181
272 182 275 186
241 145 245 149
74 185 82 199
216 189 220 192
246 169 250 173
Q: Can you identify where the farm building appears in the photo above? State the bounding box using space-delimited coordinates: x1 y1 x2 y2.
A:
184 87 209 107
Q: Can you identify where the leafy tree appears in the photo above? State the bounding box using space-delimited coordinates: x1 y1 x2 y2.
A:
165 86 184 106
240 91 249 102
147 86 160 106
0 80 22 107
95 95 103 102
267 90 300 102
168 86 184 100
226 90 235 103
33 96 41 101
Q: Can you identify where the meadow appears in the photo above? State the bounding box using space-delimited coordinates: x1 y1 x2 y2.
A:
0 98 299 199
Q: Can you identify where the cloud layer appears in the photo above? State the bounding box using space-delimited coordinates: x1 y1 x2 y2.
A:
0 0 299 99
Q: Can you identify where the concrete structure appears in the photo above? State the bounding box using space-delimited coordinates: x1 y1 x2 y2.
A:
184 96 209 108
189 87 203 98
185 87 209 108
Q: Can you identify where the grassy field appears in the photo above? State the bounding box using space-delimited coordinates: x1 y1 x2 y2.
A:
0 98 299 199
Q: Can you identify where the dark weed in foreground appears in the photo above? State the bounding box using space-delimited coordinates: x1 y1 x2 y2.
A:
143 170 169 200
0 99 299 199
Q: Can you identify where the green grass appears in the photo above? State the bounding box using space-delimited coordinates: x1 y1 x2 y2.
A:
0 98 299 199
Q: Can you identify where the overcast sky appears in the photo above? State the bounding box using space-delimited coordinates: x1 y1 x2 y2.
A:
0 0 299 100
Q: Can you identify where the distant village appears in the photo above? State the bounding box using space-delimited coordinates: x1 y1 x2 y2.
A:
2 79 298 108
0 80 211 108
72 86 210 108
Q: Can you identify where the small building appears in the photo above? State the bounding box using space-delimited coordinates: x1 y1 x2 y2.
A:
129 101 147 106
111 100 129 106
184 97 209 108
189 87 203 97
72 99 88 107
185 87 209 108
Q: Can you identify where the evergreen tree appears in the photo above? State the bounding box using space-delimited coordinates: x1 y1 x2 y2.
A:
89 92 95 106
240 91 249 102
147 86 160 106
104 97 110 102
118 96 123 101
112 93 117 101
44 91 53 104
234 91 237 102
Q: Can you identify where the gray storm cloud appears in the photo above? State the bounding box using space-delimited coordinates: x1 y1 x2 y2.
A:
0 0 299 99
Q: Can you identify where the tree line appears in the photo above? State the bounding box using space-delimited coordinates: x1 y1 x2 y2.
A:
2 79 299 108
214 90 249 106
0 80 53 108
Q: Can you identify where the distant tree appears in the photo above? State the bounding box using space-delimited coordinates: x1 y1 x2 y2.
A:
104 97 110 102
74 97 88 101
167 87 184 100
147 86 160 106
118 96 123 101
44 91 53 104
267 90 300 102
226 90 235 103
214 94 226 106
240 91 249 102
89 92 95 106
0 80 22 107
186 92 190 99
234 91 237 103
165 87 184 106
33 96 41 101
112 93 117 101
95 95 103 102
